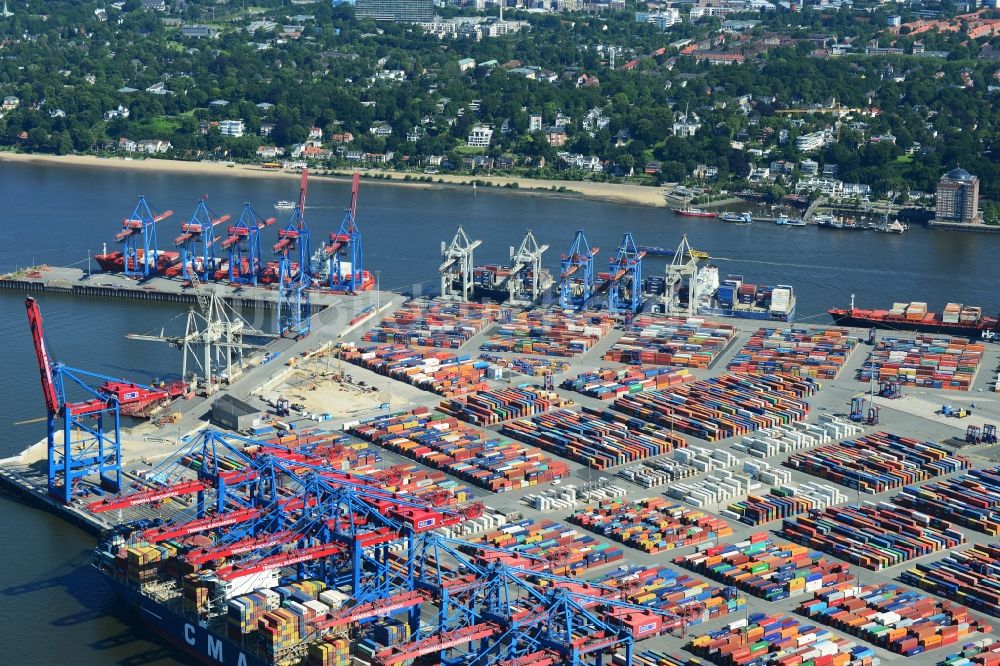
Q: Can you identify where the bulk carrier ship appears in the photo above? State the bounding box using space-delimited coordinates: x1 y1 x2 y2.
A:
829 299 1000 339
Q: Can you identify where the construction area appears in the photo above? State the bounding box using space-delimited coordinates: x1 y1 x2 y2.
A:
1 211 999 666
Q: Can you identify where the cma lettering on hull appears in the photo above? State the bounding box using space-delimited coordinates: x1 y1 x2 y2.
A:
184 623 251 666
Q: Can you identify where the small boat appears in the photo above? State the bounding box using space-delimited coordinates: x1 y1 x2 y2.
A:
274 200 296 210
872 214 907 234
673 205 717 218
719 212 752 224
775 215 806 227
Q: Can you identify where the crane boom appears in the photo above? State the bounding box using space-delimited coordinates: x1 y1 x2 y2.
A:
25 297 61 415
375 622 501 665
298 168 309 225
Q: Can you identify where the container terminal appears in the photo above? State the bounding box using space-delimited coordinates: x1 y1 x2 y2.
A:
1 180 1000 666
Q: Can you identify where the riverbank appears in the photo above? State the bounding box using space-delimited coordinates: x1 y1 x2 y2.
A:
0 151 673 208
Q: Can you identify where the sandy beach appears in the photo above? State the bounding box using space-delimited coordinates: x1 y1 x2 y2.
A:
0 151 673 208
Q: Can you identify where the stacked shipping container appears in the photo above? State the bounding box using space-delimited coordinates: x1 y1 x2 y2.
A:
562 366 694 400
893 467 1000 536
799 583 993 655
727 328 858 379
438 386 571 426
347 408 569 492
363 298 499 348
901 543 1000 616
592 564 748 626
688 613 880 666
467 518 625 574
604 316 737 368
501 406 687 469
569 497 733 553
481 309 615 357
785 432 970 493
612 374 817 442
335 343 490 396
781 504 966 570
859 336 984 391
724 483 848 526
674 537 856 601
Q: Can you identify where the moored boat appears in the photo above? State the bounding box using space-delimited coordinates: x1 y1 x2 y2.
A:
719 212 752 224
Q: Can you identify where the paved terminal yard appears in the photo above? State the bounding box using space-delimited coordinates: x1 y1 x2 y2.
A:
2 288 1000 666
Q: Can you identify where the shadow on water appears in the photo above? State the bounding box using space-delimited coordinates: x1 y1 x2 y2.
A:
0 525 184 665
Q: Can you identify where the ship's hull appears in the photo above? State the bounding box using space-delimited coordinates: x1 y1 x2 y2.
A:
107 577 272 666
701 304 796 323
829 310 996 338
673 208 717 218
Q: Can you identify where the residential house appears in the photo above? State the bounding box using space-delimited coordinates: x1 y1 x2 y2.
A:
145 82 169 95
330 132 354 144
260 123 275 137
559 152 603 172
2 96 19 111
795 130 833 153
800 159 819 176
407 127 425 143
644 161 662 175
672 110 701 137
345 151 364 161
117 137 138 153
614 129 631 147
582 108 610 131
694 52 745 65
302 145 333 161
369 122 393 137
136 139 172 154
257 145 283 159
692 164 718 179
545 127 567 147
308 127 323 141
458 58 477 72
104 105 130 120
554 113 571 128
467 125 493 148
529 114 543 132
219 120 246 137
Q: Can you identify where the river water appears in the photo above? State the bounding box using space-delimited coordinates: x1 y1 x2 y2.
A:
0 161 995 664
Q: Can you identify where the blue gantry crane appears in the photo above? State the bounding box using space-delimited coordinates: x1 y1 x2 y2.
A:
221 203 276 285
559 228 599 309
324 172 366 292
26 296 121 504
275 169 312 337
116 196 172 278
607 232 645 314
174 198 230 281
88 424 705 666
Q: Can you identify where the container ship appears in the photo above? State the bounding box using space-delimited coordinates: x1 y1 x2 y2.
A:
95 249 181 274
698 268 796 322
829 300 1000 338
470 264 554 303
651 266 796 322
